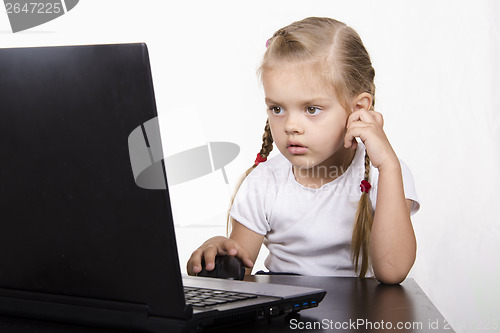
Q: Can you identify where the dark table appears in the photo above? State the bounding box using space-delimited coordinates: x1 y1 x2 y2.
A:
233 275 455 332
0 276 454 332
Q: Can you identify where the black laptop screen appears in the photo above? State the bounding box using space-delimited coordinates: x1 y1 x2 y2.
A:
0 44 187 318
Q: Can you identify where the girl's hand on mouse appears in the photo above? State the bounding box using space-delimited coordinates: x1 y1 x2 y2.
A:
187 236 254 276
344 109 399 171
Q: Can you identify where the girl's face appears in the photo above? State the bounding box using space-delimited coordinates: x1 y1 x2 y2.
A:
262 63 352 173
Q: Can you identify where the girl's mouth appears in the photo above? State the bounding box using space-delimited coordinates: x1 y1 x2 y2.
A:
287 143 308 155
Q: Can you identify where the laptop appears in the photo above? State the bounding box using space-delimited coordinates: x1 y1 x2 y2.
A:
0 43 325 332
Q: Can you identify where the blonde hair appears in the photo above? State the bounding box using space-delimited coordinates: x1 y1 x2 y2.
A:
228 17 375 277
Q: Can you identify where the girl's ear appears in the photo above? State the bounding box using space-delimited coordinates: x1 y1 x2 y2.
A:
352 92 373 112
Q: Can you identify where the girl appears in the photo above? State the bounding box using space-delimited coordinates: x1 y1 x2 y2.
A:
187 17 419 284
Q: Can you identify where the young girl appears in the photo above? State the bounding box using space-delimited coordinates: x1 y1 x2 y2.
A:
187 17 419 284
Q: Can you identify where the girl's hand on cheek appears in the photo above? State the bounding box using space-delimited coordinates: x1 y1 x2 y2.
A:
344 110 399 171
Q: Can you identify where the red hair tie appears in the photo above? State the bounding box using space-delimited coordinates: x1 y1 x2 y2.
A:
254 153 267 166
360 180 371 193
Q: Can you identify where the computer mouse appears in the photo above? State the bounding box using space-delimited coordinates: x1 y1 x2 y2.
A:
198 255 245 280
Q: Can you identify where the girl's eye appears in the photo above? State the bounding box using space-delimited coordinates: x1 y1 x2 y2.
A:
306 106 322 115
269 106 284 115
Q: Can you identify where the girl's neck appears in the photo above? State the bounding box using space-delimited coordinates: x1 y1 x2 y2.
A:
292 147 356 189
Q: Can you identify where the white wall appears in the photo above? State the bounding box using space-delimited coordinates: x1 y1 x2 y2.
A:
2 1 499 332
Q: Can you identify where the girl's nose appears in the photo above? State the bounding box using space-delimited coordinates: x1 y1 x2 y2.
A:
284 113 304 135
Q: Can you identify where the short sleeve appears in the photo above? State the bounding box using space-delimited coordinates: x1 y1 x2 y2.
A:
229 165 274 235
368 158 420 216
400 160 420 215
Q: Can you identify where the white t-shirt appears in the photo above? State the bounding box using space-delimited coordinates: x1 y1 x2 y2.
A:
229 143 420 276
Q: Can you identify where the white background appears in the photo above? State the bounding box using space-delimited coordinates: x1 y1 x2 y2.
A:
1 1 499 332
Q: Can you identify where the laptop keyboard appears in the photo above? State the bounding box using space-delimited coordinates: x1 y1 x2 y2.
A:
184 286 258 308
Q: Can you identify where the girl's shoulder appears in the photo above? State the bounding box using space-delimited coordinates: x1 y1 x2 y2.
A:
260 153 290 169
247 153 290 183
254 153 290 173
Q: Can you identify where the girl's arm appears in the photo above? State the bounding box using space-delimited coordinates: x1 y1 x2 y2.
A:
230 222 265 275
345 103 417 284
369 161 416 284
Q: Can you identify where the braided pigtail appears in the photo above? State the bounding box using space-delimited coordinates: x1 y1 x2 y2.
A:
226 120 273 236
253 119 274 167
351 152 374 277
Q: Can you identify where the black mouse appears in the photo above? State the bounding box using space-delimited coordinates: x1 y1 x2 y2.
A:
197 255 245 280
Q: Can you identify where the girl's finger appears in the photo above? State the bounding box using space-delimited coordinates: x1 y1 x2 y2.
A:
344 123 372 148
234 248 254 268
187 249 204 275
348 138 358 151
220 239 238 256
202 245 218 272
347 109 376 129
369 110 384 127
222 239 254 268
345 127 359 148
